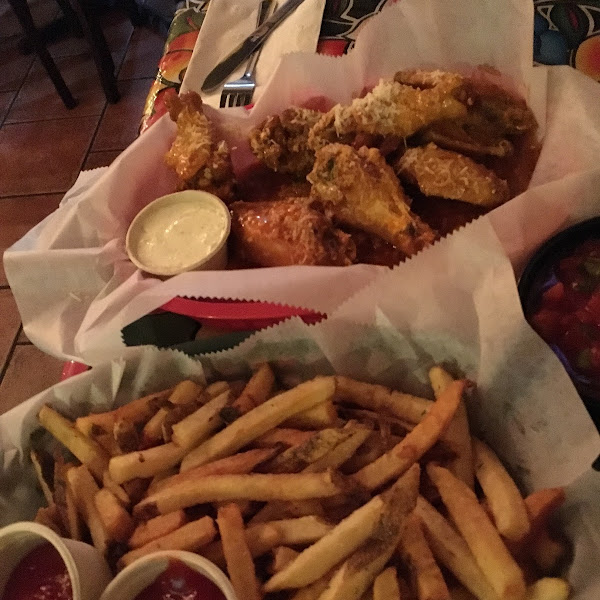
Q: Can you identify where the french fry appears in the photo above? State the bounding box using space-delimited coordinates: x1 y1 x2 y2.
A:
264 464 420 592
67 465 109 554
289 571 335 600
162 402 201 442
146 468 178 494
141 407 171 447
180 377 335 472
108 442 187 484
427 464 526 600
284 401 338 429
531 528 568 574
151 448 279 494
54 462 82 540
170 391 230 450
250 499 326 524
75 388 173 437
341 431 397 474
373 567 401 600
94 488 134 542
30 449 54 505
253 428 317 448
335 376 433 424
129 510 188 548
205 380 232 398
121 478 150 505
38 405 110 480
93 432 123 456
34 505 63 534
168 380 204 405
353 381 464 490
526 578 569 600
472 439 530 542
415 497 499 600
270 547 300 575
221 363 275 422
399 512 450 600
217 504 262 600
119 516 217 568
524 488 566 535
102 471 130 506
113 419 140 453
429 366 474 489
134 470 346 519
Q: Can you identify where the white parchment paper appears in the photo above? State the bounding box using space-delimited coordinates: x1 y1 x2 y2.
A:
4 0 600 366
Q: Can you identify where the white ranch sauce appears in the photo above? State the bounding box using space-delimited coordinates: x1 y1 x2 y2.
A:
135 201 228 272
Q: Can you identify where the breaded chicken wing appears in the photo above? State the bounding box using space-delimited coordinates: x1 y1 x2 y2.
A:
165 91 235 201
308 144 436 256
395 142 509 208
230 198 356 267
249 107 322 177
309 71 467 151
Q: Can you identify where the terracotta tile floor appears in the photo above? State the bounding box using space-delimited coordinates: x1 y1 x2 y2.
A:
0 0 167 414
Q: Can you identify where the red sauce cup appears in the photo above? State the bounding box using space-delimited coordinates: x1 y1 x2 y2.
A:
99 550 237 600
0 522 112 600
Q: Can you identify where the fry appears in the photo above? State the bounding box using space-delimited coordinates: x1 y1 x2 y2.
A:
67 465 109 554
531 528 568 574
30 449 54 505
170 391 230 450
373 568 401 600
102 471 130 506
525 578 569 600
129 510 188 548
134 470 346 519
399 512 450 600
141 407 170 447
250 499 325 524
152 448 279 493
270 547 300 574
335 376 432 424
253 428 317 448
108 442 186 484
38 405 109 480
473 438 529 542
180 377 335 471
34 505 62 534
162 402 201 442
113 419 140 453
284 401 338 429
119 516 217 568
217 504 262 600
264 464 420 592
94 488 135 542
524 488 566 534
289 571 335 600
353 381 464 490
93 431 123 456
54 462 82 540
427 464 525 600
168 380 204 405
429 366 474 488
303 424 371 472
221 363 275 422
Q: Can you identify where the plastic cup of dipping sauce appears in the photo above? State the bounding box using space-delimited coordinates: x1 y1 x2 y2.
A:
0 521 112 600
126 191 231 277
99 550 236 600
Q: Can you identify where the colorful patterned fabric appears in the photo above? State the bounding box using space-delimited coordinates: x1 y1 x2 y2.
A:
140 0 600 132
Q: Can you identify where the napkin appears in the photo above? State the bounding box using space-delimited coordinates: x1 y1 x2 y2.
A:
181 0 326 108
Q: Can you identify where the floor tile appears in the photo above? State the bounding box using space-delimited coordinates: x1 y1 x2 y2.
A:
0 0 60 39
0 344 64 414
82 149 121 170
17 328 28 344
0 194 62 285
0 117 97 196
0 91 15 124
0 289 21 378
0 36 35 92
119 26 166 80
91 78 151 151
5 54 107 123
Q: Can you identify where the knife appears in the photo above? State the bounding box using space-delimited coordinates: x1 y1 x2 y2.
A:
201 0 308 93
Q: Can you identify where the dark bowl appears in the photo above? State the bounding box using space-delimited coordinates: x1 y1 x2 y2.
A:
518 216 600 425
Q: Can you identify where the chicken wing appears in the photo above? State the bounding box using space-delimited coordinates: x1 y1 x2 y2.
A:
308 144 436 256
230 198 356 267
395 142 509 208
165 91 235 201
249 107 322 177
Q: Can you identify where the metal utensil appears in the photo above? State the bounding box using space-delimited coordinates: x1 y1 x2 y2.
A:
202 0 306 94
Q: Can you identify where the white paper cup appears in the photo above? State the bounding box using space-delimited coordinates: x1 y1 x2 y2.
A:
0 521 112 600
126 191 231 277
99 550 237 600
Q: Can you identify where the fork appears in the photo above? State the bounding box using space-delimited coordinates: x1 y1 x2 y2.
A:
219 0 273 108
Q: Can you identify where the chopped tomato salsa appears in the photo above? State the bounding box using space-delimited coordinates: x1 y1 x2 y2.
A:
531 239 600 377
134 559 226 600
2 542 72 600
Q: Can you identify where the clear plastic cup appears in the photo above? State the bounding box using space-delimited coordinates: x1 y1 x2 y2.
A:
0 521 112 600
99 550 237 600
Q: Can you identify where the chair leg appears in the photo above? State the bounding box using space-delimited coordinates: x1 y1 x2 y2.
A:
68 0 121 104
56 0 85 37
7 0 77 109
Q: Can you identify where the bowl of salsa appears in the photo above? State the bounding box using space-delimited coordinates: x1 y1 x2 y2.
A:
99 550 236 600
519 216 600 420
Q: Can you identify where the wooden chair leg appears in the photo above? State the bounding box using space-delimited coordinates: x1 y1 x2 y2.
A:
68 0 121 104
7 0 77 109
55 0 84 37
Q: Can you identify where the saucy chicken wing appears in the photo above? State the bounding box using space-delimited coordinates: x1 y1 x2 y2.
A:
230 198 356 267
165 91 235 201
308 144 436 256
395 142 509 208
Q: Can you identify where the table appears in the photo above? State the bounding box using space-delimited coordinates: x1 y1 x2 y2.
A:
139 0 600 133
